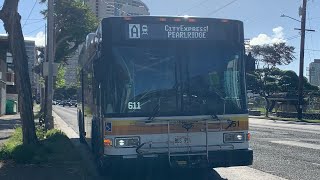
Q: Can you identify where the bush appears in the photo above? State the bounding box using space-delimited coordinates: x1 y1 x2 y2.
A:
0 127 70 164
0 127 23 159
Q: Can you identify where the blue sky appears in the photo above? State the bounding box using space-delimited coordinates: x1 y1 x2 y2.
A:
0 0 319 76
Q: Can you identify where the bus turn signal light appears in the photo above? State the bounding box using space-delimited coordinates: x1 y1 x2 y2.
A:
104 139 113 147
247 133 251 141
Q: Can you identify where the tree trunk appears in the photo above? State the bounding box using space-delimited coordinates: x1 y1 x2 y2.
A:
0 0 38 144
265 97 270 117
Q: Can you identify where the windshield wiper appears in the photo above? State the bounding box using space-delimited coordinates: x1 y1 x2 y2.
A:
145 98 161 123
208 112 234 130
210 113 220 121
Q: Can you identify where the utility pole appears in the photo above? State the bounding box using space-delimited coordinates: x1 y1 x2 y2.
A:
46 0 54 129
298 0 307 120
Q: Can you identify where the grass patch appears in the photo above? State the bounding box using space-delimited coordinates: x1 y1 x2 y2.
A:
0 128 79 164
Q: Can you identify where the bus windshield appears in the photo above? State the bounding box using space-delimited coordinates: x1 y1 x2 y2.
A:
103 41 247 117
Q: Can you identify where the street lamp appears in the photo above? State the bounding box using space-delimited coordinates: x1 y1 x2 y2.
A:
280 14 301 22
280 14 315 32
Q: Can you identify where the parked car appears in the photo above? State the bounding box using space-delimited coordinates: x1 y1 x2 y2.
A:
56 100 61 105
59 100 66 106
68 100 77 107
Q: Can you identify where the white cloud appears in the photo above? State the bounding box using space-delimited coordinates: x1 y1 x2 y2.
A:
25 31 46 47
250 26 286 46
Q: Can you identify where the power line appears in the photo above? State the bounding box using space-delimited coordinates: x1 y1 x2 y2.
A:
307 2 316 60
23 19 45 26
22 0 38 29
287 34 300 41
25 25 45 35
22 18 44 21
305 49 320 52
207 0 240 16
178 0 211 15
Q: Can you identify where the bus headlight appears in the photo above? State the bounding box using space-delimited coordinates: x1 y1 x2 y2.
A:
115 137 140 148
224 133 246 143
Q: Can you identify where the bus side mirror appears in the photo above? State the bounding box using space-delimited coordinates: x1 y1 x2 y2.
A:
245 52 255 73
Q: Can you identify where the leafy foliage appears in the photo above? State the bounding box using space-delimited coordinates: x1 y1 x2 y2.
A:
0 127 71 164
247 68 319 96
40 0 98 63
55 65 66 88
251 42 295 67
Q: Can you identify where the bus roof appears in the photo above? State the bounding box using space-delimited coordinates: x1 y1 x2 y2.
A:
101 16 243 24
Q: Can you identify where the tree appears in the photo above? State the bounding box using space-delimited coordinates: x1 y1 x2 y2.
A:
40 0 98 63
247 68 283 117
248 42 295 117
251 42 295 68
38 0 97 127
0 0 38 144
247 68 319 116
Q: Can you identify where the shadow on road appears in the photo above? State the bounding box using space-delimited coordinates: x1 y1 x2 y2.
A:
0 119 21 130
70 138 227 180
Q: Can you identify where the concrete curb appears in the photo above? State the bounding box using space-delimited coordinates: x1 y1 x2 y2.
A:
52 111 78 139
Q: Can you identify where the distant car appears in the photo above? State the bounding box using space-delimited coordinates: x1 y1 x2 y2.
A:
68 100 77 107
59 100 66 106
56 100 61 105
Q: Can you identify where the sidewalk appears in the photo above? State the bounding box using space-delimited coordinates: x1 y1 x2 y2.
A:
0 114 20 147
0 112 101 180
52 111 102 180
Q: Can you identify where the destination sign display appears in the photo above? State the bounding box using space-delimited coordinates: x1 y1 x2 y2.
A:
126 23 215 40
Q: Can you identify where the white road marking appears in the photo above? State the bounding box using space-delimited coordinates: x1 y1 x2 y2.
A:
215 166 287 180
270 140 320 150
312 163 320 167
251 124 320 135
250 118 320 135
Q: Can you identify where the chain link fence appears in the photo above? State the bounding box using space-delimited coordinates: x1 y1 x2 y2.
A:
248 91 320 120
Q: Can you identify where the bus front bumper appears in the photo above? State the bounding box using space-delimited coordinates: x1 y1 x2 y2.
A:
102 149 253 169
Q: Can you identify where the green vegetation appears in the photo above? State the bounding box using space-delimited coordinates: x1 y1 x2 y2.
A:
248 43 296 117
55 65 66 88
40 0 98 63
0 128 77 164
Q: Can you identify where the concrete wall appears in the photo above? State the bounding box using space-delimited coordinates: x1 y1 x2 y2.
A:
0 81 6 115
0 57 6 116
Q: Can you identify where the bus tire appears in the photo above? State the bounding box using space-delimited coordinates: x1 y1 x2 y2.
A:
97 158 111 177
91 118 101 155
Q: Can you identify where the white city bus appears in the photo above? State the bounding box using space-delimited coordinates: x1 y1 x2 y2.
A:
78 16 253 177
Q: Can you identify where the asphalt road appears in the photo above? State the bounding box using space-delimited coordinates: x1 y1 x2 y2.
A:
53 105 320 180
248 118 320 180
53 105 78 134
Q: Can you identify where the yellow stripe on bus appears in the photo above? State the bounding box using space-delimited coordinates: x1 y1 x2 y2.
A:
104 116 248 135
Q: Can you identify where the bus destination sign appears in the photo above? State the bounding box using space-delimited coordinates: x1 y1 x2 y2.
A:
126 24 210 40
